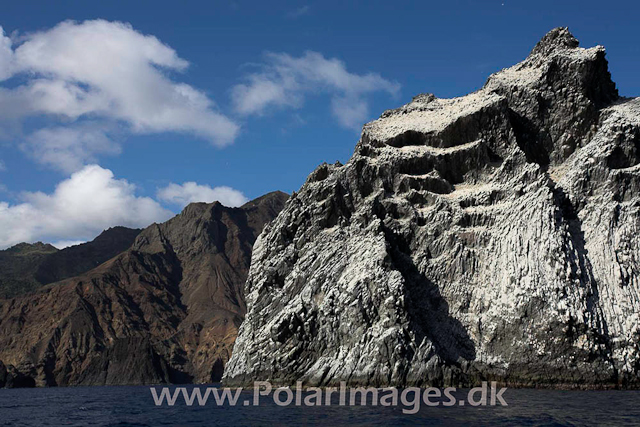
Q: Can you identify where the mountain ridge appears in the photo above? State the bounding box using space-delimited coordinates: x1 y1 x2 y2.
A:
0 227 141 299
0 191 288 387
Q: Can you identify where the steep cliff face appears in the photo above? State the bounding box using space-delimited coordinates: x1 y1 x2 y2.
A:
0 191 287 386
224 29 640 388
0 227 141 299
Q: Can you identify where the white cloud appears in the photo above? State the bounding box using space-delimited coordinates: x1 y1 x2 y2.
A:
232 51 400 129
0 20 239 172
0 159 5 171
157 182 248 208
0 164 172 249
0 27 14 80
331 95 369 130
22 125 121 173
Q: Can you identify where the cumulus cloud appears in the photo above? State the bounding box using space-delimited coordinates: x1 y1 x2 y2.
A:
232 51 400 129
0 20 239 172
157 182 248 208
0 164 173 249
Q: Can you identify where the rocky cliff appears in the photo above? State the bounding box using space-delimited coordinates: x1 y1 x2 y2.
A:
0 227 141 299
0 191 287 386
224 28 640 389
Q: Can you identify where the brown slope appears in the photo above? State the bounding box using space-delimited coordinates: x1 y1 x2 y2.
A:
0 227 141 299
0 191 288 386
34 226 143 285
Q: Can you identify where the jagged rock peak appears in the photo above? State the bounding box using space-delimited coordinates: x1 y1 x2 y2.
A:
483 27 618 108
530 27 580 56
360 28 619 169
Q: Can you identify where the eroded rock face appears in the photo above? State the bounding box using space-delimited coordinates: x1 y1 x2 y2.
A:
224 28 640 388
0 192 288 386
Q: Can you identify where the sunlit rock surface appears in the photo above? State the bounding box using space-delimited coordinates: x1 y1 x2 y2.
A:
224 28 640 389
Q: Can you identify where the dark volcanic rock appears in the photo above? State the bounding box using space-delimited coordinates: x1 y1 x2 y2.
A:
0 227 141 298
0 360 7 387
0 191 288 386
224 29 640 389
74 338 172 386
1 362 36 388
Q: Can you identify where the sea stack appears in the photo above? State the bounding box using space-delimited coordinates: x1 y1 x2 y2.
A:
224 28 640 389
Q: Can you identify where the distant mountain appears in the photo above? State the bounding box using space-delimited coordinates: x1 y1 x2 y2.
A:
34 227 142 285
0 191 288 387
0 227 141 299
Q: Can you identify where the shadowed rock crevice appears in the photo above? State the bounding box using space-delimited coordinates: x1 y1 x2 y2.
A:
382 224 476 382
509 108 551 167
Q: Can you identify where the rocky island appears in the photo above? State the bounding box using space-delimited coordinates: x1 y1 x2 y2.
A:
223 28 640 389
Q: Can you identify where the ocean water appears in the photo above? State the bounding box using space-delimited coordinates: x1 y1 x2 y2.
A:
0 384 639 426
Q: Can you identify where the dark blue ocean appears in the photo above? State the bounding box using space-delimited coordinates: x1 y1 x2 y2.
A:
1 385 639 426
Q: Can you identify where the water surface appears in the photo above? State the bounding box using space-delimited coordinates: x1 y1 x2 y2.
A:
1 385 638 426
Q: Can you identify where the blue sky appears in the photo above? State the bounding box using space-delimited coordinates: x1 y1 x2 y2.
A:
0 0 638 248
